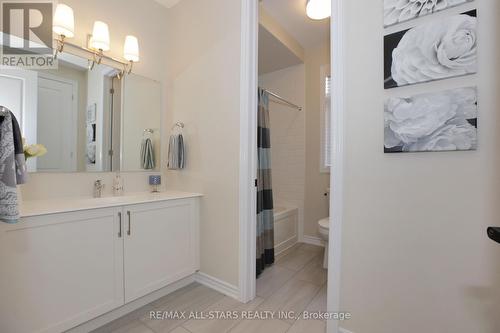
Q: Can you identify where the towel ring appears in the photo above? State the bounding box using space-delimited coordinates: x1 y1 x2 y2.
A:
171 122 185 131
143 128 154 139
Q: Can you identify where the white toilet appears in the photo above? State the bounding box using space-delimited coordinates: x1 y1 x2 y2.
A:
318 217 330 269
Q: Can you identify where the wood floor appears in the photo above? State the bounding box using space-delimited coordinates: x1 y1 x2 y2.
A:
92 243 327 333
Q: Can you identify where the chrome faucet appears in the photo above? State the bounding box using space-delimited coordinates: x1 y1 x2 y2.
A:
93 180 105 198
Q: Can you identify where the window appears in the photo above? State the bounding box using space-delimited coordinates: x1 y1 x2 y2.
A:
320 64 331 172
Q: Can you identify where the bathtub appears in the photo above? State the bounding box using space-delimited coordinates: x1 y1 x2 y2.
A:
273 205 298 255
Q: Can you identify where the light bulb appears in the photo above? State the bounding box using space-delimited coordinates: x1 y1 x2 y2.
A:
123 35 139 62
306 0 331 20
90 21 110 51
53 4 75 38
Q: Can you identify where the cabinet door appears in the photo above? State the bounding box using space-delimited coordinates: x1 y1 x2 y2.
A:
0 208 124 333
123 199 199 303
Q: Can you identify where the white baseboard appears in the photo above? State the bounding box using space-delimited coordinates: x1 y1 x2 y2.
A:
68 274 196 333
275 236 298 256
195 272 240 301
339 327 355 333
302 235 325 247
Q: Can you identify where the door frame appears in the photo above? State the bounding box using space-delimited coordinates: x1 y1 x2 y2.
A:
238 0 258 303
327 0 346 332
239 4 346 333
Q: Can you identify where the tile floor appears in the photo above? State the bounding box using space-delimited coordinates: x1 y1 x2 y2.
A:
92 243 327 333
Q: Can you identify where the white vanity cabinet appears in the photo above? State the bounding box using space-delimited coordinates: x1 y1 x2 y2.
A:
0 207 124 333
123 200 199 303
0 196 200 333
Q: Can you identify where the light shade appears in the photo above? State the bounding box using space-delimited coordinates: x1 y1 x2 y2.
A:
123 35 140 62
306 0 331 20
53 4 74 38
90 21 110 51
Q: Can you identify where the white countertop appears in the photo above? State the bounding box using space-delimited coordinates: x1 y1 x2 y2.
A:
20 191 203 218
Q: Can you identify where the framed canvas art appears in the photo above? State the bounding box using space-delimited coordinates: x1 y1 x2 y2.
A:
384 10 477 89
384 87 478 153
384 0 474 27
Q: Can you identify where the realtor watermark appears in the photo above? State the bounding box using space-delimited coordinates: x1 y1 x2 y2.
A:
149 310 352 321
1 1 57 69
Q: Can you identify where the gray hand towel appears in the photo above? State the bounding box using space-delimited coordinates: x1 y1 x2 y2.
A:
140 138 155 170
0 106 27 223
168 134 185 170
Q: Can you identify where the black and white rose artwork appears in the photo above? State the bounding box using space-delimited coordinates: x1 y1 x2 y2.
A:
384 10 477 89
384 0 474 27
384 87 478 153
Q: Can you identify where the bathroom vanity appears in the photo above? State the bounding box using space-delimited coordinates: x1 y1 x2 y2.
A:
0 192 201 333
0 11 196 332
0 18 181 332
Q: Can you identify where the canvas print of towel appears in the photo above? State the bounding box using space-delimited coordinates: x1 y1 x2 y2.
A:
384 0 474 27
384 87 478 153
384 10 477 89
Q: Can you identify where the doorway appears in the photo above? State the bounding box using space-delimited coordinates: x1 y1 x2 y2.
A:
239 1 342 332
37 74 78 172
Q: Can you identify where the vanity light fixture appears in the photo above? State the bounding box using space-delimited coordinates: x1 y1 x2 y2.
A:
306 0 331 20
88 21 110 69
117 35 140 78
90 21 110 51
52 9 140 75
123 35 139 74
53 4 75 58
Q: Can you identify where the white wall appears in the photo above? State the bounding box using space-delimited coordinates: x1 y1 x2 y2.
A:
164 0 242 287
339 1 500 332
121 74 161 172
304 41 330 238
259 64 306 241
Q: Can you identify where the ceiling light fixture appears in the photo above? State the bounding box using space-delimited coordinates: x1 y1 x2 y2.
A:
306 0 331 20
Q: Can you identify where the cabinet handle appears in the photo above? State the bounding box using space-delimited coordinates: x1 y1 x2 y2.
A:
127 211 131 236
118 212 122 238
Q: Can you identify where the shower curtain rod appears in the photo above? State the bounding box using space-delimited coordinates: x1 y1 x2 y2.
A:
262 88 302 111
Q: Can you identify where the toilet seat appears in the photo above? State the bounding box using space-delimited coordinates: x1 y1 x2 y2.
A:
318 218 329 230
317 217 330 269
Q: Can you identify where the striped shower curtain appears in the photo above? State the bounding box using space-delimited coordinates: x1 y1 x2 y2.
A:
256 88 275 277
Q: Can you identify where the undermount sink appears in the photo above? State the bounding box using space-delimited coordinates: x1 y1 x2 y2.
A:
20 191 203 218
84 194 148 206
88 196 131 204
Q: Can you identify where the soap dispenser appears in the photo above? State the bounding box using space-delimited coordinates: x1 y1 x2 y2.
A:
113 173 124 196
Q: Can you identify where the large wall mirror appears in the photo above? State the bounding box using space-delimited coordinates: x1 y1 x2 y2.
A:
0 53 161 173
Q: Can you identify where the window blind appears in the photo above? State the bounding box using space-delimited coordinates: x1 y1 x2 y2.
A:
324 75 332 167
